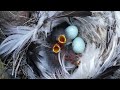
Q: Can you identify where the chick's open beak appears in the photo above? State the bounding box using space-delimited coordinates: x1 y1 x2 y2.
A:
53 43 61 53
58 35 66 44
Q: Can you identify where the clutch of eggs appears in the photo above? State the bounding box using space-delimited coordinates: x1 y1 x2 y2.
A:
65 25 85 54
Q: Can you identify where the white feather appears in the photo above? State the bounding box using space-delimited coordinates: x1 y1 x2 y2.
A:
69 11 120 79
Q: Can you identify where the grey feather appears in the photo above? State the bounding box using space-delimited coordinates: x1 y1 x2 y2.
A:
0 26 33 57
27 45 69 79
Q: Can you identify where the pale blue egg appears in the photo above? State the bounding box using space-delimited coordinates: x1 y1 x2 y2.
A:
65 25 78 40
72 37 85 54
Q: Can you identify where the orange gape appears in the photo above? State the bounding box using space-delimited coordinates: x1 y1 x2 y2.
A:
58 35 66 44
53 35 66 53
53 43 61 53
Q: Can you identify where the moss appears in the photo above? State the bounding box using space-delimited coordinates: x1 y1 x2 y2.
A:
0 59 9 79
0 59 4 69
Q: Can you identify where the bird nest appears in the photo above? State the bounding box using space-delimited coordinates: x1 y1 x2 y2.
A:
0 11 120 79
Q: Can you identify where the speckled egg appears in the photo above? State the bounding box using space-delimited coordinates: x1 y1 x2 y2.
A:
65 25 78 40
72 37 85 54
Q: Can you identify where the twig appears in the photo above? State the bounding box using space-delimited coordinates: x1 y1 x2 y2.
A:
23 17 35 25
14 53 24 78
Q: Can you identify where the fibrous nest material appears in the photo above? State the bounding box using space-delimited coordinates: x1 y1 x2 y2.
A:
0 11 120 79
